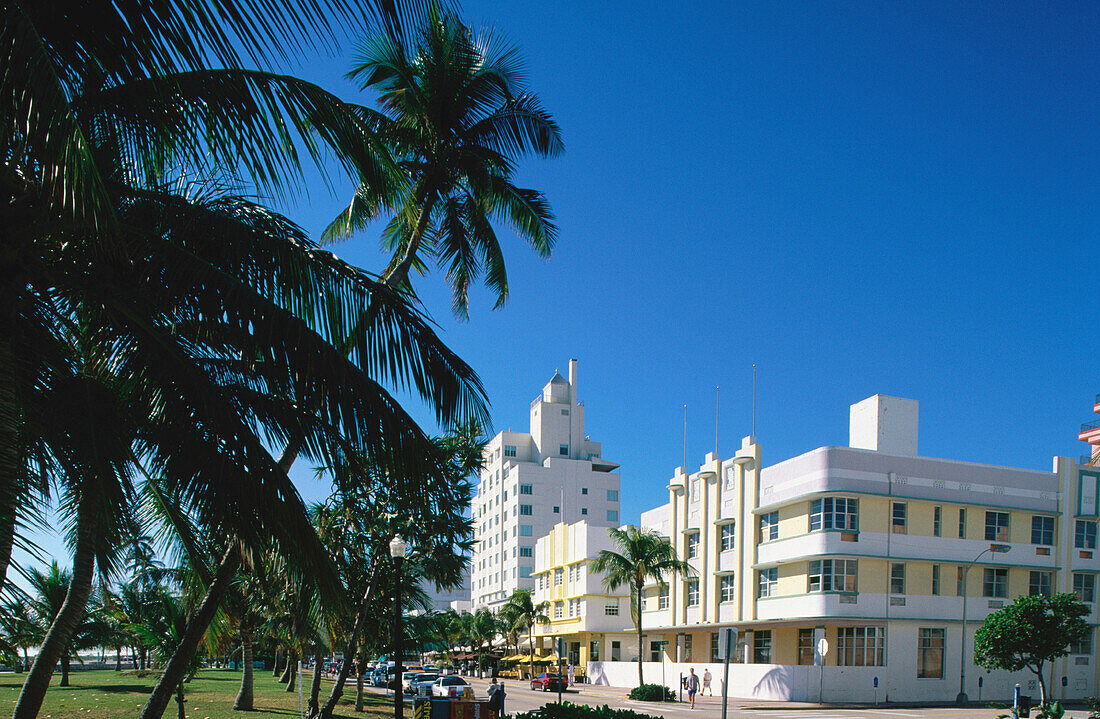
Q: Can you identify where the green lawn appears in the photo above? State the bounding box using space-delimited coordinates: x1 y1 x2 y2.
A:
0 668 393 719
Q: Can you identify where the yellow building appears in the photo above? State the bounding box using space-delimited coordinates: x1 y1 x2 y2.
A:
588 394 1100 704
530 521 635 675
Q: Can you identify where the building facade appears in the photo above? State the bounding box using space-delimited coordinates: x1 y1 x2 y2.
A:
585 395 1100 704
530 521 634 669
471 361 621 610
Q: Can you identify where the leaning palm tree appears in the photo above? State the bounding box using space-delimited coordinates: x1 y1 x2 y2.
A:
133 593 203 719
326 8 564 317
590 526 692 686
502 589 549 680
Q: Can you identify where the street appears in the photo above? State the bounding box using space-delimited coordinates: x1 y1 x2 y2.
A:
365 677 1094 719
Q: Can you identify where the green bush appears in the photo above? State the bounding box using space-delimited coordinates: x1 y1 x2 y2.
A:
509 701 661 719
627 684 675 702
1087 696 1100 719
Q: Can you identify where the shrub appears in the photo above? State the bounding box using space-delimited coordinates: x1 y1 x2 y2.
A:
509 701 661 719
627 684 675 702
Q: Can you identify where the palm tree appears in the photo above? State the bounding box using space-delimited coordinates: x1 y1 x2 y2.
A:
503 589 549 679
133 592 203 719
590 526 692 686
22 562 107 686
326 8 564 317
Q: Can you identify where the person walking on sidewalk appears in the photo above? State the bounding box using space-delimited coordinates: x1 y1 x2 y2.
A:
702 669 712 696
685 668 700 709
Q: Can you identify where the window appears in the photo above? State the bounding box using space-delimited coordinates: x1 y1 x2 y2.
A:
1074 573 1095 603
932 565 941 596
561 408 569 416
1029 571 1052 597
760 511 779 541
520 525 532 537
554 602 563 619
554 568 563 586
917 628 945 678
657 585 669 609
650 641 663 662
1070 629 1094 656
758 568 778 598
957 566 965 596
504 445 517 457
1076 520 1097 549
581 487 588 495
808 559 857 592
983 568 1008 598
607 510 618 522
1032 516 1054 545
711 632 721 662
683 634 693 661
690 479 699 502
553 505 560 514
605 601 619 616
687 532 699 559
933 506 942 537
581 507 588 515
720 575 736 602
798 629 815 665
520 566 532 578
809 497 858 531
520 504 533 516
959 508 967 539
837 627 885 666
607 489 618 501
720 523 736 551
686 580 700 607
985 511 1009 541
559 444 568 456
890 562 905 594
520 484 533 495
892 502 907 533
519 547 533 561
590 641 600 662
611 641 621 661
753 631 772 663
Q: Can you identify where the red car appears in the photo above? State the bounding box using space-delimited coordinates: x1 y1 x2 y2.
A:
530 673 568 692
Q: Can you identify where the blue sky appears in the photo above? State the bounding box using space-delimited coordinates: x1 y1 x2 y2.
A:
20 1 1100 577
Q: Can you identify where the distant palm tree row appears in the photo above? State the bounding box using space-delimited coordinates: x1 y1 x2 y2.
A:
0 0 562 717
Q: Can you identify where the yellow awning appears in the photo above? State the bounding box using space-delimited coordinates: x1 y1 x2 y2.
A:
535 654 559 662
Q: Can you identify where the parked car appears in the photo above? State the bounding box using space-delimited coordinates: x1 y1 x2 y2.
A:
408 673 439 697
371 665 391 687
402 670 432 694
530 673 567 692
432 676 472 698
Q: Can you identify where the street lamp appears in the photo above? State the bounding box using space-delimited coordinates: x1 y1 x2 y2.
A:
956 543 1011 705
390 535 407 719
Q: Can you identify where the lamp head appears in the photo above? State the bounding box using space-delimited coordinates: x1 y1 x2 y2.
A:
390 535 407 558
989 544 1011 553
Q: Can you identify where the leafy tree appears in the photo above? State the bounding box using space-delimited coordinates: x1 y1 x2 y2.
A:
326 8 563 317
589 526 692 686
22 562 108 686
974 593 1090 706
503 589 549 679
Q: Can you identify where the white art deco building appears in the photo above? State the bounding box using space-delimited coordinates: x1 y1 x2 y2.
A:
471 360 622 610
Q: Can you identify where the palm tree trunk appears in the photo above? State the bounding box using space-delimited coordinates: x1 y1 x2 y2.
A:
115 646 121 671
383 191 436 292
636 587 644 687
355 663 365 712
14 504 98 719
234 626 254 710
285 650 298 692
279 652 293 683
316 558 386 719
529 634 535 681
0 335 21 596
176 681 185 719
307 647 324 716
60 655 70 687
139 544 241 719
273 647 282 677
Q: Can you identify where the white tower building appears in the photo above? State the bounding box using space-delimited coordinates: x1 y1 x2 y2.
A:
471 360 621 610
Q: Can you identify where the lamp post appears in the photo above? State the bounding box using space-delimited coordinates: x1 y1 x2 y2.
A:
390 535 407 719
956 543 1011 705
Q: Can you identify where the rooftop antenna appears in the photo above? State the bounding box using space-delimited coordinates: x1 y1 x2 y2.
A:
752 364 757 438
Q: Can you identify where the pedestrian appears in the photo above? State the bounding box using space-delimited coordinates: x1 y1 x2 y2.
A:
568 663 575 687
702 668 712 696
685 668 700 709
